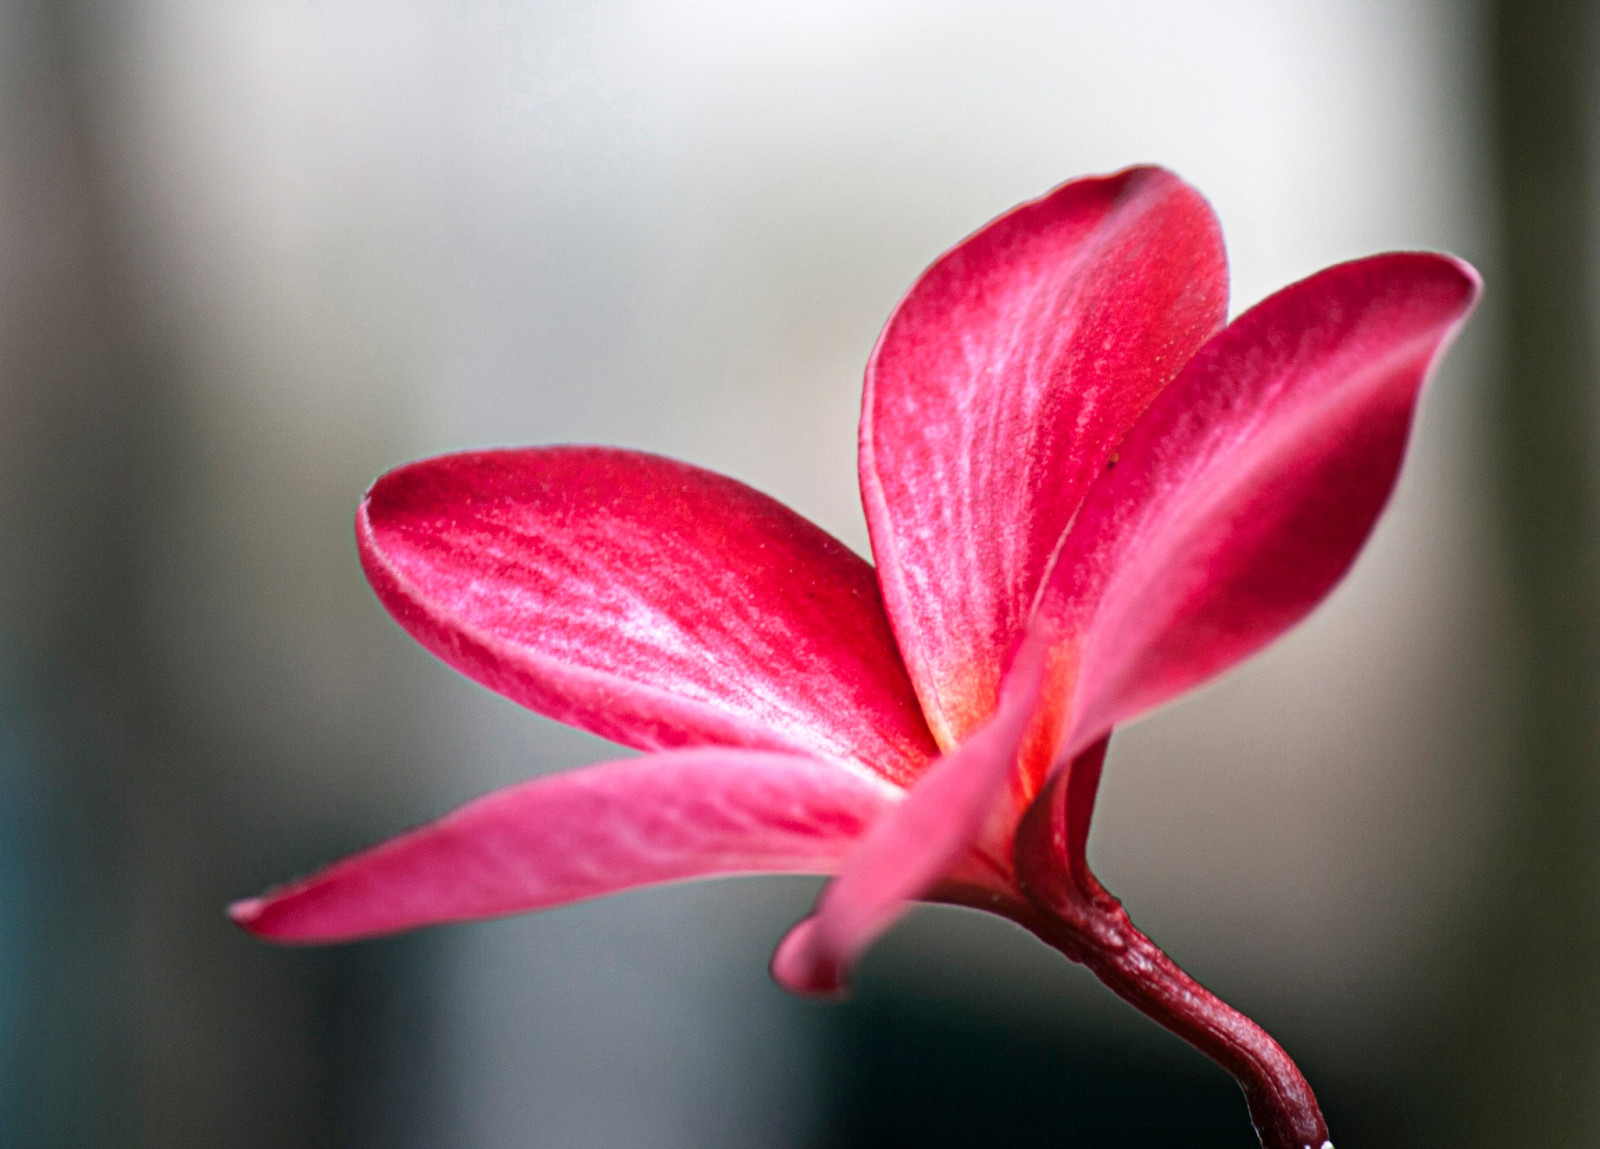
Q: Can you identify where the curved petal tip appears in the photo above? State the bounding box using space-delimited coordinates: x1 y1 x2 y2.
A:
227 897 264 928
769 916 850 998
768 632 1051 998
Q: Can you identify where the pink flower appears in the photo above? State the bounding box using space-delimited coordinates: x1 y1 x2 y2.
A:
232 167 1478 1149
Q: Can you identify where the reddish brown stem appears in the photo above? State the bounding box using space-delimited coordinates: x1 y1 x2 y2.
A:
1014 739 1330 1149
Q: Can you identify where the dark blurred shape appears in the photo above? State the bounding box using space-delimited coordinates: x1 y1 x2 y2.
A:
309 934 441 1149
819 989 1410 1149
820 992 1253 1148
0 2 429 1145
0 0 166 1138
1447 0 1600 1144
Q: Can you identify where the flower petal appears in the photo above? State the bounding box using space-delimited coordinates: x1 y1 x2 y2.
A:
1045 252 1482 752
230 749 898 942
861 166 1228 750
769 633 1048 995
359 447 938 785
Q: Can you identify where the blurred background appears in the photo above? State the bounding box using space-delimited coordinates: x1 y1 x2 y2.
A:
0 0 1594 1146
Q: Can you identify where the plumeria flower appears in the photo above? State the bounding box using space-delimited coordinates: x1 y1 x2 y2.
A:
232 167 1478 1149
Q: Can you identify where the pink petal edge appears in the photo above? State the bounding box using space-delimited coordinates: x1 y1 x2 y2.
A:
1047 251 1482 754
231 749 900 943
861 165 1228 750
770 631 1050 996
359 447 938 786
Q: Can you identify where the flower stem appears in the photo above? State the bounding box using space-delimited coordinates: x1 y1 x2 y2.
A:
1013 739 1330 1149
